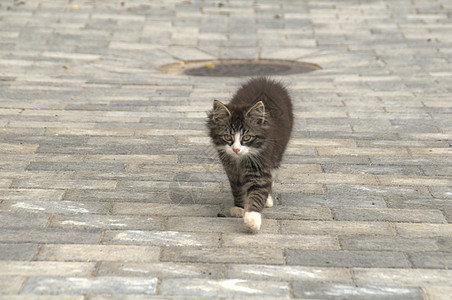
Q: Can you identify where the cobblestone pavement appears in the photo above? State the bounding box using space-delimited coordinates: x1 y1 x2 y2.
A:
1 0 452 299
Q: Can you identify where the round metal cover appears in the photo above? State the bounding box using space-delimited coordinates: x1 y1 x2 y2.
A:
158 59 320 77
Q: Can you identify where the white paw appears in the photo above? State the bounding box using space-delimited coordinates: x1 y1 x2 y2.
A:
230 206 244 218
244 211 261 232
265 194 273 208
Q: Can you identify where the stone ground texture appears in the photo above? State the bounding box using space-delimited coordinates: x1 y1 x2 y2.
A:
1 0 452 299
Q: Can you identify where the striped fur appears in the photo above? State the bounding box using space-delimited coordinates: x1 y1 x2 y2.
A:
207 78 293 231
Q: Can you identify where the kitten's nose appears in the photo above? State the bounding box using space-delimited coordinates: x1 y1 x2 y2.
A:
233 148 240 154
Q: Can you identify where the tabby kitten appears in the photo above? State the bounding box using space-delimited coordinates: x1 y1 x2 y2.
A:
207 77 293 232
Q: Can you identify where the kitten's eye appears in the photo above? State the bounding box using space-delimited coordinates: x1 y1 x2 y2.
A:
223 134 232 141
242 135 252 142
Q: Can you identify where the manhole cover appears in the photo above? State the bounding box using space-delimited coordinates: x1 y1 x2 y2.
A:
158 59 320 77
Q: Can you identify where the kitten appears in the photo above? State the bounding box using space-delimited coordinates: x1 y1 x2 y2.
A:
207 77 293 232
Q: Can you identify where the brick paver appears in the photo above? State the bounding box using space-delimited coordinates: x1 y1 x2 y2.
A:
1 0 451 299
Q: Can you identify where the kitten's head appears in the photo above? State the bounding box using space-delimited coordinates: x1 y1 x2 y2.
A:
207 100 267 159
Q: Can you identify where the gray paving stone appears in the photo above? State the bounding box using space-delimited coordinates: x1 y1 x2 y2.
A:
322 164 424 176
97 262 223 279
395 223 452 237
263 206 333 220
159 278 289 298
10 178 117 190
326 184 432 199
407 252 452 269
23 277 158 295
0 243 38 260
0 212 50 229
280 193 386 208
0 277 24 295
0 228 101 244
340 236 452 252
421 165 452 177
2 200 109 214
111 203 220 217
309 131 399 141
353 268 452 286
286 249 410 268
72 170 175 182
175 171 226 183
63 190 171 203
281 220 396 236
102 230 219 247
430 186 452 199
170 190 231 205
222 233 339 250
86 136 175 147
443 208 452 223
0 179 12 188
370 156 452 167
50 214 163 231
27 162 125 172
292 283 424 300
225 264 353 284
378 174 451 187
117 179 221 194
36 144 131 155
36 244 160 262
333 207 447 223
386 197 452 210
162 247 284 265
423 286 452 300
0 261 95 277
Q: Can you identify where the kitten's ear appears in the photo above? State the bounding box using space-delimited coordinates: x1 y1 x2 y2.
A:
246 101 266 125
210 100 231 122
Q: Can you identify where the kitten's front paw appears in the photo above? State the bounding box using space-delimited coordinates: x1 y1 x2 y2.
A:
265 194 273 208
230 206 244 218
244 211 261 232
